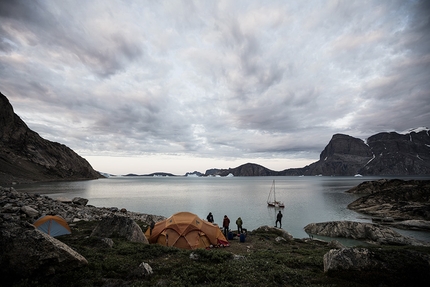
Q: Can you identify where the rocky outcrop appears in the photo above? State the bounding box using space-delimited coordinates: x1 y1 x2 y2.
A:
323 247 430 286
0 92 101 185
254 225 294 241
347 179 430 221
91 215 149 243
0 220 88 280
303 221 426 245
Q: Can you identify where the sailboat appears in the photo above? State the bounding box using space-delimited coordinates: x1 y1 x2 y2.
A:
267 180 285 208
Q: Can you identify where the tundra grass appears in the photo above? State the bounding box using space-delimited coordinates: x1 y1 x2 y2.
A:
7 220 430 287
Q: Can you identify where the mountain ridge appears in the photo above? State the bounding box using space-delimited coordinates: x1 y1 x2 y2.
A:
203 129 430 177
0 93 101 185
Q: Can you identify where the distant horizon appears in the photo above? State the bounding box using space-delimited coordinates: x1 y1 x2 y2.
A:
86 155 315 176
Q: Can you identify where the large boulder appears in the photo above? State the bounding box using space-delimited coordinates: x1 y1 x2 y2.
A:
304 221 425 245
91 214 149 243
0 221 87 280
323 248 383 273
324 247 430 286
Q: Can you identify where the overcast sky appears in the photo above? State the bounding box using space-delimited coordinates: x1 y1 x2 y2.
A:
1 0 429 175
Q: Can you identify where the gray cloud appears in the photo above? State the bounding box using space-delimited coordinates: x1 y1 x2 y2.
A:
1 0 429 173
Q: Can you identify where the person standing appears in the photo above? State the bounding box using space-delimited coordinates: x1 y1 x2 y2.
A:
206 212 214 223
275 211 283 228
223 215 230 238
236 217 243 234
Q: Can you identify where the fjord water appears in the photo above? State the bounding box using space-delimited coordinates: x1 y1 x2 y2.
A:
16 176 430 242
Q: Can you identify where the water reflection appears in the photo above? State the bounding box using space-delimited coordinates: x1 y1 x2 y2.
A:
15 176 430 242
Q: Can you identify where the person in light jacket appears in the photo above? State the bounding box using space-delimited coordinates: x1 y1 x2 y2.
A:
236 217 243 234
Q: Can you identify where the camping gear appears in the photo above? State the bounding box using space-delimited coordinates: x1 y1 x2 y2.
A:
240 233 246 243
146 211 229 249
228 231 234 240
33 215 71 237
267 180 285 208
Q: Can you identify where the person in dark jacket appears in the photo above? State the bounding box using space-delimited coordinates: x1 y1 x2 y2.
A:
275 211 283 228
206 212 214 223
223 215 230 237
236 217 243 234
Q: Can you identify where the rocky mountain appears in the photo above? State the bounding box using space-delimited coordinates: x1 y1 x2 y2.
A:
282 129 430 176
206 128 430 177
0 93 101 185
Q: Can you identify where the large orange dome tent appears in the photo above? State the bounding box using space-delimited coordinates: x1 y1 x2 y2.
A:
146 212 229 249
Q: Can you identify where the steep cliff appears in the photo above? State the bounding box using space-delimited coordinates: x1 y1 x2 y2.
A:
0 93 101 185
282 129 430 176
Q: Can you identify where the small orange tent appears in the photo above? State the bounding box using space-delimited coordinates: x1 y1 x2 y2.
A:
146 212 229 249
33 215 71 237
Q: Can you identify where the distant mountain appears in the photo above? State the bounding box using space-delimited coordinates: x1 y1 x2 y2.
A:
0 93 101 185
206 129 430 177
288 129 430 176
205 162 279 177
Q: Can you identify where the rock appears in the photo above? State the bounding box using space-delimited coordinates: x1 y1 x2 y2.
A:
327 240 345 249
0 220 87 279
101 237 114 248
323 247 430 286
21 206 39 218
91 215 149 243
233 254 245 260
275 236 287 242
72 197 88 206
129 262 153 278
323 248 383 273
189 252 199 260
392 219 430 231
254 225 293 241
136 262 153 276
304 221 426 245
56 197 73 203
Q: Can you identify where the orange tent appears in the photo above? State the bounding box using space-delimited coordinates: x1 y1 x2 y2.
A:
33 215 71 237
146 212 229 249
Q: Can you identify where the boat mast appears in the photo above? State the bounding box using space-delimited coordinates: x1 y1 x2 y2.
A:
273 180 276 202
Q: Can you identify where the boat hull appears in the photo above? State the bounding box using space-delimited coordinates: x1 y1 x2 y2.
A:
267 202 285 208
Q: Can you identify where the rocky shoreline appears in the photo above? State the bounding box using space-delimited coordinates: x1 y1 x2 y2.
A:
0 186 165 224
346 179 430 231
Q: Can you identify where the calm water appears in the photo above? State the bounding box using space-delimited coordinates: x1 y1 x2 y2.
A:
15 176 430 242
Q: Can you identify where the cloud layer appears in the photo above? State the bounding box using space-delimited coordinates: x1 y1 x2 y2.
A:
1 0 429 174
